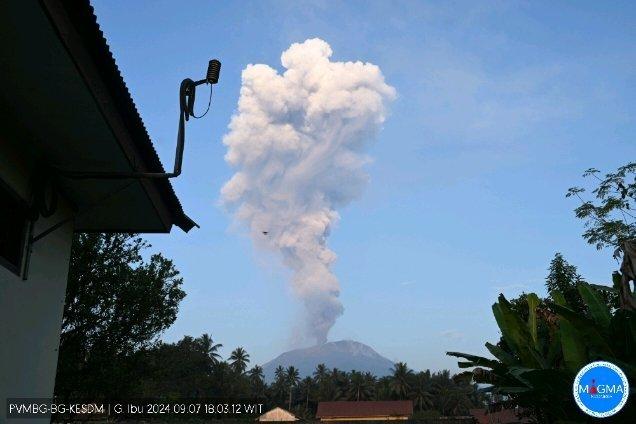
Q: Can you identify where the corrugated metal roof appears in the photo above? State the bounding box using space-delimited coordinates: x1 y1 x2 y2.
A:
316 401 413 418
49 0 197 232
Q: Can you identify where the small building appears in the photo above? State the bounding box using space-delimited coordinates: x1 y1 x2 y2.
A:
256 407 299 422
316 401 413 422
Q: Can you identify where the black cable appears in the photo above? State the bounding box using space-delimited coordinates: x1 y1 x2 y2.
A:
192 85 213 119
56 60 220 180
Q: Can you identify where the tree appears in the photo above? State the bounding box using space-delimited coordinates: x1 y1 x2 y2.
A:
248 365 266 398
348 371 374 401
448 283 636 422
313 363 328 383
286 366 300 410
299 376 315 413
410 371 434 411
272 366 288 404
137 335 215 397
198 333 223 364
390 362 413 399
545 253 587 314
567 162 636 252
55 233 185 398
229 347 250 374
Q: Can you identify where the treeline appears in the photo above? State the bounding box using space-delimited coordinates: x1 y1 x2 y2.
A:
54 233 484 418
63 332 486 418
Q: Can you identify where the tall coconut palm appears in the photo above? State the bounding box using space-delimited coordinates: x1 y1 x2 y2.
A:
229 347 250 374
390 362 413 399
286 366 301 410
248 365 265 397
198 333 223 364
274 365 286 383
248 365 264 384
410 371 434 411
299 376 314 411
313 363 328 383
348 371 374 401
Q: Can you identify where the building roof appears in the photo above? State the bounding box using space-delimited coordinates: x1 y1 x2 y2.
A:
48 0 196 232
256 407 299 422
316 401 413 419
0 0 197 233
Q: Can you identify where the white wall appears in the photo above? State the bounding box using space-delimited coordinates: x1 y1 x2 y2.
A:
0 141 74 422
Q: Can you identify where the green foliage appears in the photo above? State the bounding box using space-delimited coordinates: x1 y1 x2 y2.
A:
448 282 636 422
55 233 185 398
567 162 636 251
229 347 250 374
545 253 587 313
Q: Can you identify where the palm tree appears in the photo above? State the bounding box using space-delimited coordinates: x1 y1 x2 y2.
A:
274 365 286 382
390 362 413 399
229 347 250 374
248 365 265 397
249 365 264 381
286 366 301 410
313 363 329 401
363 372 377 399
299 376 314 412
347 371 374 401
198 333 223 364
410 371 434 411
313 363 328 383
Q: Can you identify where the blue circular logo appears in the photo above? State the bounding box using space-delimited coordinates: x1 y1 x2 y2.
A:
573 361 629 418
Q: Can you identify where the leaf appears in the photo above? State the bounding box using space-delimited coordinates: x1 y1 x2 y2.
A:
551 291 588 373
493 295 540 367
485 342 517 366
551 302 612 355
577 283 611 329
446 352 499 369
526 293 540 350
588 283 619 294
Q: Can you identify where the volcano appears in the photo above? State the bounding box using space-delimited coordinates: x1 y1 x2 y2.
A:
262 340 395 382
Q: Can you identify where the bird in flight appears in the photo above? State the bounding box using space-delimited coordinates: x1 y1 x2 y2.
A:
262 231 269 235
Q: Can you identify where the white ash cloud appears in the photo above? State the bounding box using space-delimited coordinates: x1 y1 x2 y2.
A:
221 38 395 345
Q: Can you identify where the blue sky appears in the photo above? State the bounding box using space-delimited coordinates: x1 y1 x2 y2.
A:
92 0 635 372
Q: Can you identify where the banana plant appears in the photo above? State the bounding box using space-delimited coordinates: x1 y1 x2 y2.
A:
448 280 636 422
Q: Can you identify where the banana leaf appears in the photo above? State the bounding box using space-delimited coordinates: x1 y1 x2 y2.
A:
485 342 517 365
578 282 611 328
551 291 588 373
550 302 614 356
446 351 500 369
493 295 540 367
526 293 541 350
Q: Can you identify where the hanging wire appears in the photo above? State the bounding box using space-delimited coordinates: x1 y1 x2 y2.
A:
191 84 213 119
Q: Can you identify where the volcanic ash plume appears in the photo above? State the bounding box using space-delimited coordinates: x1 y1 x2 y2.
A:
221 38 395 345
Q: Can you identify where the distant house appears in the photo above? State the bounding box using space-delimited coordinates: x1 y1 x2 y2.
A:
470 408 531 424
256 407 299 422
316 401 413 421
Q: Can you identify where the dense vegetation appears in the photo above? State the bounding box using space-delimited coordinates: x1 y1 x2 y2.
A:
55 162 636 422
449 162 636 423
55 234 185 399
54 233 485 418
118 336 485 418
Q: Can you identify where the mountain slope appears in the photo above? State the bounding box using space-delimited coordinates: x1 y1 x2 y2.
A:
262 340 394 382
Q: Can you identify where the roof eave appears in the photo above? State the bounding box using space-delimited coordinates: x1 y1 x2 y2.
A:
40 0 197 233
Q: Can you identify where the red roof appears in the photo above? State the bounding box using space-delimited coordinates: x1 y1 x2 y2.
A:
316 401 413 419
